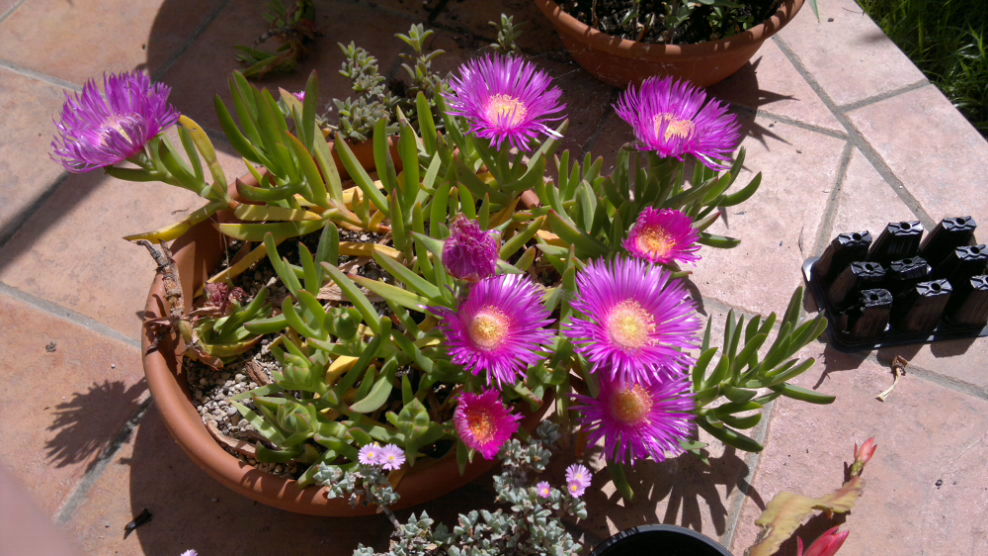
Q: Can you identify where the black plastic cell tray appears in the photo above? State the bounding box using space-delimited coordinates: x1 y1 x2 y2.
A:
802 257 988 352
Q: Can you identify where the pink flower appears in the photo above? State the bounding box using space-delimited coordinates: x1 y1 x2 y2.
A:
566 257 701 385
442 216 500 281
454 391 522 460
293 90 306 102
624 208 701 265
379 444 406 471
564 464 592 497
573 376 695 465
535 481 552 498
358 443 383 466
444 54 566 151
614 76 741 170
798 526 849 556
853 437 877 465
431 274 554 387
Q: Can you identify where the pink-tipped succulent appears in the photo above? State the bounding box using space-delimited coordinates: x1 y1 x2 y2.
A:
798 526 849 556
442 216 500 281
444 54 566 151
614 76 741 170
566 257 701 385
51 71 179 173
624 207 702 265
564 464 592 498
454 390 522 460
573 375 695 465
431 273 554 387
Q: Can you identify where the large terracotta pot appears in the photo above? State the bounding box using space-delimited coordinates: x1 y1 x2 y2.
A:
534 0 804 87
141 191 544 517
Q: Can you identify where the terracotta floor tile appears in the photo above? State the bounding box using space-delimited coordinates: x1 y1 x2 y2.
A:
828 148 919 241
0 145 241 337
710 39 843 134
0 0 225 86
847 85 988 222
0 294 146 516
729 352 988 555
779 0 927 106
686 118 846 316
434 0 565 55
0 68 71 236
159 0 414 135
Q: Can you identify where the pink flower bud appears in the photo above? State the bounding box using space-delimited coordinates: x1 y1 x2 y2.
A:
442 216 500 281
853 437 877 465
798 526 849 556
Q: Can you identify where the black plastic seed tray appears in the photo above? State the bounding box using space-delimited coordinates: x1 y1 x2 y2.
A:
803 217 988 352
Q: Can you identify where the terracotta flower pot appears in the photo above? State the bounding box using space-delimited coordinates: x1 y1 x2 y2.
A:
141 173 544 517
534 0 804 87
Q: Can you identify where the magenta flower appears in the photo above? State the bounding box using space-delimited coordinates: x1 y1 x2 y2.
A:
574 376 695 464
536 481 552 498
444 54 566 151
293 90 306 102
614 76 741 170
454 390 522 460
566 257 701 385
625 208 701 265
358 443 383 466
431 274 554 387
379 444 406 471
442 216 500 281
798 526 849 556
564 464 592 497
51 71 179 173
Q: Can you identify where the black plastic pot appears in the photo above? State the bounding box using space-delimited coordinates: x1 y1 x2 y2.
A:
590 524 732 556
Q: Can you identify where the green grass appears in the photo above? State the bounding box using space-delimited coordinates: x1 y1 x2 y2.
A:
858 0 988 136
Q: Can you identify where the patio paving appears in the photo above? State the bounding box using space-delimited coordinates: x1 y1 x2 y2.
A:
1 0 986 554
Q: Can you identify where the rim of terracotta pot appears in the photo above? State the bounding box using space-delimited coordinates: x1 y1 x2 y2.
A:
534 0 804 61
141 207 546 518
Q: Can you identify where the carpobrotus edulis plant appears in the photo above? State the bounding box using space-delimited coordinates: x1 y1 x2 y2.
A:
51 53 833 504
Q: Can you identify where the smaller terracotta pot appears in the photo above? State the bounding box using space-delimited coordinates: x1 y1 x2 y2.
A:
534 0 804 87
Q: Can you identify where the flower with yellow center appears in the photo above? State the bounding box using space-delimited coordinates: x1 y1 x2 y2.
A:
624 208 702 266
606 299 656 352
469 307 511 351
485 94 528 127
454 391 522 460
653 112 696 141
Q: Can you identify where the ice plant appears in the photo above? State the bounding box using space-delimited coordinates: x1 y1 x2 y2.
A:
567 257 701 385
797 526 849 556
379 444 406 471
444 54 565 150
573 376 695 464
624 207 701 265
614 76 740 170
564 464 592 497
454 390 522 460
51 71 179 173
442 216 500 281
535 481 552 498
358 443 383 466
431 273 554 387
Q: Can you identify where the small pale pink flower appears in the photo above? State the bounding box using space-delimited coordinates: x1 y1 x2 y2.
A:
442 216 500 281
536 481 552 498
454 391 522 460
798 526 849 556
379 444 406 471
358 443 383 466
624 208 701 265
564 464 591 497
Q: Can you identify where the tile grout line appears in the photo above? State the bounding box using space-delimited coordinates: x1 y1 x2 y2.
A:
731 104 848 141
0 282 141 349
837 79 930 113
772 36 936 229
720 399 776 550
810 141 855 257
0 0 27 23
851 349 988 401
54 399 153 525
0 58 81 91
0 171 71 249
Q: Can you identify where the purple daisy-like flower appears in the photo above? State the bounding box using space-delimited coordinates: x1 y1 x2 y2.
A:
432 274 554 387
536 481 552 498
565 464 592 498
51 71 179 173
379 444 406 471
443 216 500 282
624 208 701 265
444 54 566 151
614 76 741 170
574 376 695 465
358 443 383 466
566 257 701 385
454 390 522 460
